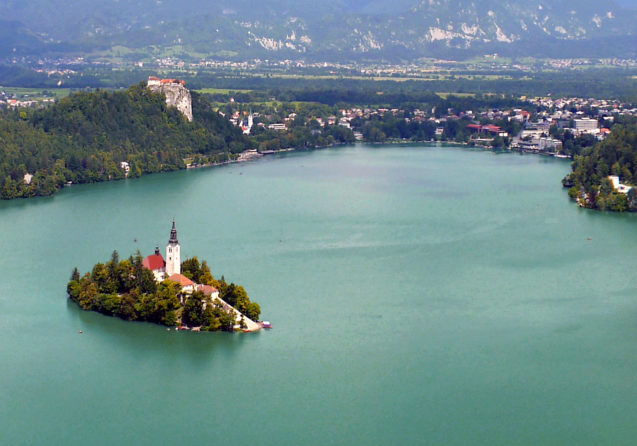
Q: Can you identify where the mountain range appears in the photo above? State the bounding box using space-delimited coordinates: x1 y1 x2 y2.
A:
2 0 637 61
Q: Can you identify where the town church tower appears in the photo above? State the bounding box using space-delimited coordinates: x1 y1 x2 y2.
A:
166 220 181 276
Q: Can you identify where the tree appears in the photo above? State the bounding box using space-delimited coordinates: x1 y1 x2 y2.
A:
628 188 637 211
246 302 261 321
600 177 614 196
78 276 99 310
91 262 115 294
181 257 202 282
199 261 214 285
183 291 205 327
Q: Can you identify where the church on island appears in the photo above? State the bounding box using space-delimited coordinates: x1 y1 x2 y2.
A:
142 220 218 299
141 221 263 331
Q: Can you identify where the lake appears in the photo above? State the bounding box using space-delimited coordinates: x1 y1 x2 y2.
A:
2 144 637 445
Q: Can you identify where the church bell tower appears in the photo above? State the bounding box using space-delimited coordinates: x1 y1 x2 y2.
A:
166 220 181 276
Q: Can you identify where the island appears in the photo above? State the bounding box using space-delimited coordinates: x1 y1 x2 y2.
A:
67 221 265 332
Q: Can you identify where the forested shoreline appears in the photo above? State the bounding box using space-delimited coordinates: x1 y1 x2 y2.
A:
564 121 637 212
0 83 354 200
0 83 253 199
4 80 637 214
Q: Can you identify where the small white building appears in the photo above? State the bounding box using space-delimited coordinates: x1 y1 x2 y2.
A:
268 123 287 131
608 175 632 194
242 112 254 135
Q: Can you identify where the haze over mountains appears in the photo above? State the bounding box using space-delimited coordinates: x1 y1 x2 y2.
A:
2 0 637 61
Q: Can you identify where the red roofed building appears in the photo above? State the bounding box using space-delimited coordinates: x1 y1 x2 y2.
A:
160 78 186 86
481 125 502 134
168 273 196 295
147 76 186 87
196 284 219 299
143 247 166 282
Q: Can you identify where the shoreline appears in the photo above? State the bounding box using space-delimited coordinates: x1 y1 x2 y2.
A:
0 140 571 203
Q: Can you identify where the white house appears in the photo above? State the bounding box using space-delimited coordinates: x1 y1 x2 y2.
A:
608 175 632 194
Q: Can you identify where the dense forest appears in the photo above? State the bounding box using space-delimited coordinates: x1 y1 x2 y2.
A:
563 120 637 212
0 82 354 200
67 252 261 331
0 83 252 199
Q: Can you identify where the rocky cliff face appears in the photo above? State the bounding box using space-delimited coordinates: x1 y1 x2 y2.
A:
148 83 193 122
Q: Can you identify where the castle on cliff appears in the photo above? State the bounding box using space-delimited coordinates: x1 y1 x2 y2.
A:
147 76 193 122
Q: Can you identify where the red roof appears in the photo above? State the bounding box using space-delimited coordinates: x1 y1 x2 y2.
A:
148 76 160 81
196 284 219 296
160 78 186 85
143 254 165 271
168 274 195 287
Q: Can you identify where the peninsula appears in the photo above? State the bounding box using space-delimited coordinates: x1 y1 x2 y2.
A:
67 221 264 332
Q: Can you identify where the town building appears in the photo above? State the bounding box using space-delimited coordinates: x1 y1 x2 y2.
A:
574 118 599 132
242 111 254 135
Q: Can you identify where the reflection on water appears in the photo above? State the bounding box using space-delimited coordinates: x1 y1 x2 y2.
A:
66 299 255 367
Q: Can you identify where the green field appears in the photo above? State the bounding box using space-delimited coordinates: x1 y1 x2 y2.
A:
436 92 476 99
1 86 72 100
196 88 253 94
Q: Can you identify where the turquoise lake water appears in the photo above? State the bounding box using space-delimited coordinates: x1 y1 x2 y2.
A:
2 144 637 445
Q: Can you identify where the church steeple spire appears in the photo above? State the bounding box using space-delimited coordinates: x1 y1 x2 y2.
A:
166 219 181 276
169 219 179 245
